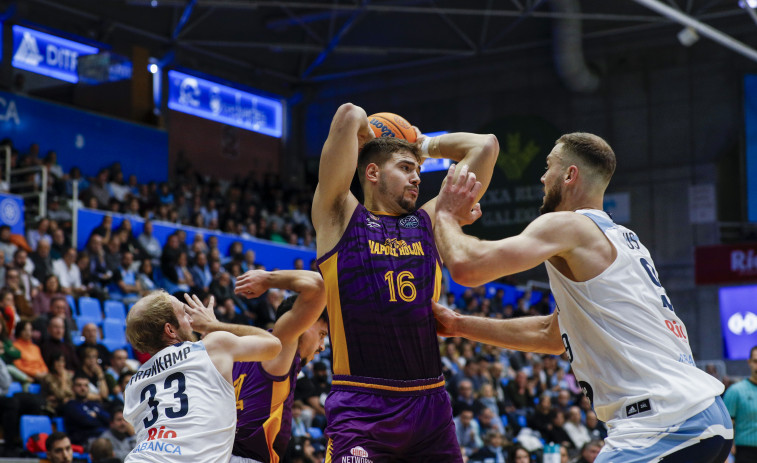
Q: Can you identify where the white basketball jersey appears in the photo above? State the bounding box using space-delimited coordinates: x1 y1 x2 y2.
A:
545 210 723 430
124 341 236 463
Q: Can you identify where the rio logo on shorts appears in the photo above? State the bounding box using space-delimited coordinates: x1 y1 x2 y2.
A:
131 426 182 456
147 425 178 441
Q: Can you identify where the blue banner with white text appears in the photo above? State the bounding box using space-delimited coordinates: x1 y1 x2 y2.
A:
167 70 283 138
0 90 167 183
12 25 98 83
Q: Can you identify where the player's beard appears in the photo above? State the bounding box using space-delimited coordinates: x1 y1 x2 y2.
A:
378 176 417 213
540 182 562 214
177 327 198 343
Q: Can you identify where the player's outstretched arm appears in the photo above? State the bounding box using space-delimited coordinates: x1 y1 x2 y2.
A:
235 269 326 345
434 164 578 287
312 103 374 248
432 301 565 355
422 131 498 220
203 330 282 383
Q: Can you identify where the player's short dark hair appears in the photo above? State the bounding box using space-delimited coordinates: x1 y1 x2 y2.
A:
46 431 70 450
750 345 757 359
556 132 616 183
275 295 328 324
357 138 421 189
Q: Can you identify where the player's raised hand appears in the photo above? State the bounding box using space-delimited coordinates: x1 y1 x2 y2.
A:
184 293 216 335
235 269 272 299
431 300 461 338
436 164 483 226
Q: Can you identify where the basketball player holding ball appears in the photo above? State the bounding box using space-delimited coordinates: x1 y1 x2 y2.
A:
311 103 498 462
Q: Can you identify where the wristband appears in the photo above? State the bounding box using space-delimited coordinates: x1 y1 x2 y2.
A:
420 137 432 158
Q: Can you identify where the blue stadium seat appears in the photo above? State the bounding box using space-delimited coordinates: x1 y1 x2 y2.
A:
6 381 22 397
77 297 102 319
530 290 544 306
308 427 324 440
52 416 65 432
65 294 76 314
102 318 128 352
104 300 127 321
28 383 41 394
20 415 53 456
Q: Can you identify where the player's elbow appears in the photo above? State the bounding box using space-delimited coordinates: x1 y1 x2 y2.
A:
481 133 499 159
258 337 283 361
445 257 482 288
334 103 365 125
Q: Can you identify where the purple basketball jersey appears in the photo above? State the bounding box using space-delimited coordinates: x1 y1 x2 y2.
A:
232 353 301 462
317 204 444 384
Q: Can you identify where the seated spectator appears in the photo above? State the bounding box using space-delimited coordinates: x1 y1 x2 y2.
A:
190 251 212 292
1 289 18 337
115 219 144 261
108 251 141 304
469 430 507 463
88 169 112 209
477 406 506 438
160 232 181 281
31 274 65 317
0 319 31 388
33 296 74 344
104 349 129 396
99 407 136 461
53 248 85 296
108 171 130 204
137 220 161 265
62 374 111 446
585 410 607 441
510 445 533 463
83 234 114 292
454 406 483 457
41 351 75 415
291 400 310 439
77 346 109 402
6 258 36 318
0 225 18 264
474 382 503 417
564 405 591 450
90 437 120 463
12 320 48 381
241 249 256 272
103 236 122 273
543 409 573 450
40 316 79 372
209 271 245 315
76 323 110 367
27 218 52 252
30 237 54 283
215 297 246 325
46 431 75 463
453 378 476 417
574 440 603 463
136 259 157 295
503 370 535 415
527 392 554 438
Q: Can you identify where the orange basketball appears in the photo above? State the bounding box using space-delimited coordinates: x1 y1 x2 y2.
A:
368 112 417 143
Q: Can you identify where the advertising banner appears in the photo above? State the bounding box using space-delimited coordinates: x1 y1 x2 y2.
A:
12 25 98 83
167 70 283 138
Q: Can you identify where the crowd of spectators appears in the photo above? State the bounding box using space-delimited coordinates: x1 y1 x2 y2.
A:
0 139 738 463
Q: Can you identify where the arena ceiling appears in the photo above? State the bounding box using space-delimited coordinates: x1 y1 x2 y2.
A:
5 0 757 93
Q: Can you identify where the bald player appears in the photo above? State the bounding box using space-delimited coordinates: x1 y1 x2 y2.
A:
123 291 281 463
